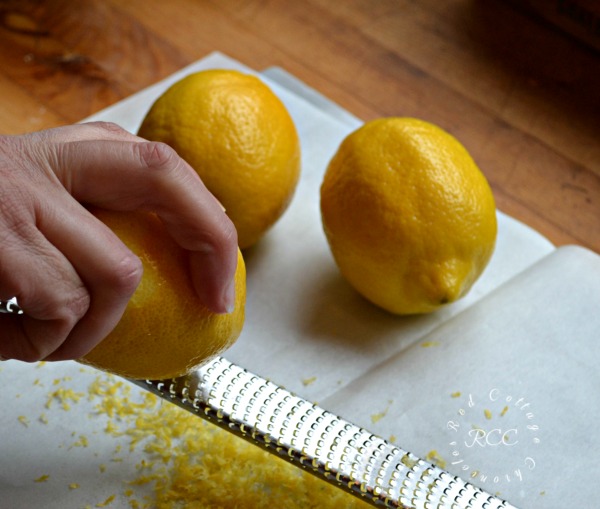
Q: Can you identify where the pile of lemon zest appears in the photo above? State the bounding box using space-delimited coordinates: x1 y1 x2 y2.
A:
450 391 461 398
484 409 492 420
500 405 509 417
18 415 30 427
34 474 49 483
27 368 372 508
45 387 85 411
137 395 368 507
69 483 80 490
389 435 397 443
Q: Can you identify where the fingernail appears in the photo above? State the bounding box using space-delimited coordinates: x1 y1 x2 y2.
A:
222 277 236 314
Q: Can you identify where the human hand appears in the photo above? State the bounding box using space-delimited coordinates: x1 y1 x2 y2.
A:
0 122 238 362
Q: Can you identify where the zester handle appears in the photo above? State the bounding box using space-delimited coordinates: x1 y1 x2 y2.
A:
131 357 518 509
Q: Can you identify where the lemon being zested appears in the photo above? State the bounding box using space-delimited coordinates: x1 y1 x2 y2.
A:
79 209 246 380
320 117 497 315
138 69 301 249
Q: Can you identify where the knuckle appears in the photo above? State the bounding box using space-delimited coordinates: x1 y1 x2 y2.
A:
60 285 92 324
27 285 91 336
108 252 143 298
0 134 24 163
138 141 179 172
199 218 238 258
0 171 35 222
181 212 238 256
0 201 34 240
16 297 87 361
0 134 13 156
86 120 129 135
1 285 92 363
214 215 238 251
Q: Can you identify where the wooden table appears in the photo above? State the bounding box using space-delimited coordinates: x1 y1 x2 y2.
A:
1 0 598 253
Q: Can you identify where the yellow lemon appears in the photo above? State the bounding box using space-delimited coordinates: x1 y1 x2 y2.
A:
138 69 301 249
80 209 246 380
320 117 497 315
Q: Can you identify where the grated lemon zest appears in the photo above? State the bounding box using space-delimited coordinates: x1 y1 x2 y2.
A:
96 494 116 507
31 371 371 508
72 435 89 448
45 387 84 410
426 450 447 469
370 400 393 424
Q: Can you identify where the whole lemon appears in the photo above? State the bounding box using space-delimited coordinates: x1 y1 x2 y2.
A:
79 209 246 380
138 70 301 249
320 117 497 315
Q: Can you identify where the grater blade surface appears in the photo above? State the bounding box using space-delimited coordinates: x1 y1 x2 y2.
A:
130 356 519 509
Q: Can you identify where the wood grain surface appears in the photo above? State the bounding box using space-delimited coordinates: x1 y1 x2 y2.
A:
0 0 598 253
